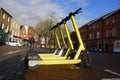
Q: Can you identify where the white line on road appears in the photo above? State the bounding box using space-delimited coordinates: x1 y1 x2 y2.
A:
3 49 26 56
104 69 120 77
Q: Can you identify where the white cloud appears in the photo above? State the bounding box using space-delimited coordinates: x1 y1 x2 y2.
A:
0 0 64 26
0 0 89 28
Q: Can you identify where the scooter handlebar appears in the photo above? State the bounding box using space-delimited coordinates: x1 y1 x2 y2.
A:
50 7 82 30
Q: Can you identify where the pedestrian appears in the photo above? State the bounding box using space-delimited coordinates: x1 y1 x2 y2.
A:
29 37 35 51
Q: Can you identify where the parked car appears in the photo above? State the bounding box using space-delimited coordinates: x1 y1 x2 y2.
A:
6 41 23 47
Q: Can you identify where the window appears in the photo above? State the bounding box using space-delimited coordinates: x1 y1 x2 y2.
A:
96 32 100 39
8 17 10 22
106 19 110 25
93 25 96 29
106 29 111 37
6 26 9 30
3 13 5 19
112 28 117 37
112 17 117 23
89 33 92 39
15 23 18 29
13 22 15 28
96 23 99 28
1 23 4 29
114 40 120 50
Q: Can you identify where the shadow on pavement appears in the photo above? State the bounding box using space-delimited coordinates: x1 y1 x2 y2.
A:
0 55 26 80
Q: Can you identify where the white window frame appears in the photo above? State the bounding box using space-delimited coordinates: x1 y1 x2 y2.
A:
3 13 5 19
1 23 4 29
6 26 9 31
115 41 120 49
8 17 10 22
114 40 120 52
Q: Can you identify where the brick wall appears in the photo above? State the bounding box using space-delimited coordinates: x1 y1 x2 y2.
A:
71 8 120 52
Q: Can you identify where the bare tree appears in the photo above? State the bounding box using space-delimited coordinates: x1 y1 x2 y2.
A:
35 13 58 48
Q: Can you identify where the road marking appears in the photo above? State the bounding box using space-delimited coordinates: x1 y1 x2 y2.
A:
104 69 120 77
3 49 26 56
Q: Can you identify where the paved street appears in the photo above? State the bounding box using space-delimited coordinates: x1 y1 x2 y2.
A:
25 52 120 80
0 46 54 80
0 45 28 80
0 46 120 80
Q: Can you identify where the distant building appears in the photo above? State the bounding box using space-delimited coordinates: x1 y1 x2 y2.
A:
71 8 120 53
20 25 40 46
0 7 12 32
0 7 12 45
10 18 21 42
20 25 35 40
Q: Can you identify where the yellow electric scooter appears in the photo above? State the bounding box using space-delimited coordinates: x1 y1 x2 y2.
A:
39 24 73 60
27 8 91 68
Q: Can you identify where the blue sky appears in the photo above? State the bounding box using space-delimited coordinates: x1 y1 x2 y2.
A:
0 0 119 28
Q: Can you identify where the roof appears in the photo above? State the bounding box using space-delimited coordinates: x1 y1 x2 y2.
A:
103 7 120 19
80 7 120 28
0 7 12 18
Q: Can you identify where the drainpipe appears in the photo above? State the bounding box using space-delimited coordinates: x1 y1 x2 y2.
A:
102 19 104 52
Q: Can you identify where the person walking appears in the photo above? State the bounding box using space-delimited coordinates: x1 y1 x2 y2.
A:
29 37 35 51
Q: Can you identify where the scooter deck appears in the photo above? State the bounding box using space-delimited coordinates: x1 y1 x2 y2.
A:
38 54 66 60
29 59 81 67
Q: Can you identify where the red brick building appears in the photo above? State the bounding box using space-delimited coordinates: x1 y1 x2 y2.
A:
0 7 12 45
103 8 120 52
71 8 120 52
20 25 35 40
0 7 12 32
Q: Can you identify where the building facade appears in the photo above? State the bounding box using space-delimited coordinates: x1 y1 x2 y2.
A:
0 7 12 45
0 7 12 32
20 25 35 46
10 18 21 42
0 7 39 46
103 9 120 52
71 8 120 53
20 25 35 40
